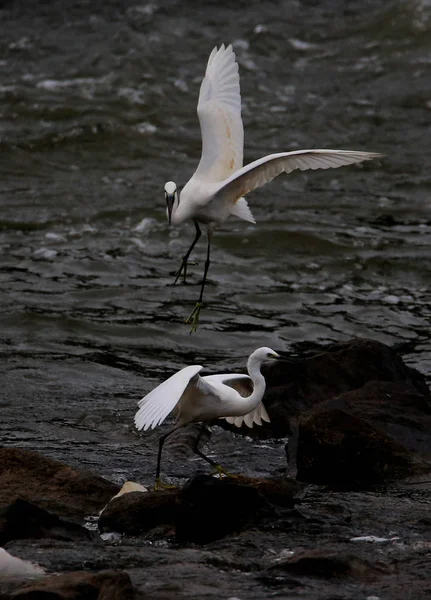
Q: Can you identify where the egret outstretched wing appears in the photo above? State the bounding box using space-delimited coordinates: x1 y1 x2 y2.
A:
194 44 244 182
212 149 383 205
135 365 203 431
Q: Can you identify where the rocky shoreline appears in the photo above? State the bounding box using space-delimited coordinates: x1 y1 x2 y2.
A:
1 339 430 599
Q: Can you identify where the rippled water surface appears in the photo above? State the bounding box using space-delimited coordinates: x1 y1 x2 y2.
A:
1 0 431 482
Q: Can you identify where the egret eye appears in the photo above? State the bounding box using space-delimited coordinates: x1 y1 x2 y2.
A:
267 352 273 358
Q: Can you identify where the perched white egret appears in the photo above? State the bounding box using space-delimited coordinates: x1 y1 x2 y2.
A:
134 346 280 489
164 44 383 332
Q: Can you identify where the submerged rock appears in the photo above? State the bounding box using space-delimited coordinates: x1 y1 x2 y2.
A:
0 499 95 545
0 448 120 519
269 549 392 580
8 569 135 600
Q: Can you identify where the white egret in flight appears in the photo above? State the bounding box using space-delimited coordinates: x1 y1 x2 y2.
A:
134 346 280 489
165 44 383 332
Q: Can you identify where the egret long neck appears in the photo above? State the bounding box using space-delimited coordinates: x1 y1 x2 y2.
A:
247 354 266 404
228 355 266 416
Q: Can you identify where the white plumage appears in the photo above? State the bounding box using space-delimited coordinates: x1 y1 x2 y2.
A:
134 347 279 487
164 44 383 332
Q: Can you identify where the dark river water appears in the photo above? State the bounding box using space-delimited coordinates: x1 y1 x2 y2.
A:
1 0 431 485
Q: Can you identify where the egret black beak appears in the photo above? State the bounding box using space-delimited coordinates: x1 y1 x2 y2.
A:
274 351 298 365
166 194 175 226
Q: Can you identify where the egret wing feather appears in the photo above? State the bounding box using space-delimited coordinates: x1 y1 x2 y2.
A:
225 401 270 428
194 44 244 182
135 365 203 431
212 149 383 205
204 374 269 427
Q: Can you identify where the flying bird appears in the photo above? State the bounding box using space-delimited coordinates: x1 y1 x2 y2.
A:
134 346 280 489
164 44 383 332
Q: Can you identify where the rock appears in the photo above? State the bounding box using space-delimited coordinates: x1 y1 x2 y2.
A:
100 481 148 516
0 448 120 519
99 474 301 543
269 549 391 580
317 380 431 458
176 474 265 544
0 498 95 545
257 338 430 437
296 407 425 486
98 489 181 536
0 548 45 580
7 569 135 600
233 474 303 508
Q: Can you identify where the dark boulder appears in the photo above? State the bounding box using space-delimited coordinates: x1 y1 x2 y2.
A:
263 338 430 436
296 407 427 486
0 448 120 519
0 498 95 545
176 474 264 544
7 570 135 600
314 380 431 458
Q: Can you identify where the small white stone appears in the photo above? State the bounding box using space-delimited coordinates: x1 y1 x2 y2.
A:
384 295 400 305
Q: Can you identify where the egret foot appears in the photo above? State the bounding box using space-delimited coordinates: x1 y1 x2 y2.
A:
174 261 198 285
154 477 177 492
185 302 202 334
212 464 235 479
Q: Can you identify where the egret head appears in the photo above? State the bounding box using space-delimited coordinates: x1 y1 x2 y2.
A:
164 181 177 225
263 347 280 361
249 347 281 365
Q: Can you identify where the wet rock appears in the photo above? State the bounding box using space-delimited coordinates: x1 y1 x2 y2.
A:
260 338 430 437
177 475 303 544
296 407 425 486
0 448 120 519
233 474 304 508
7 569 135 600
0 498 95 545
99 474 301 543
98 489 181 536
269 549 391 580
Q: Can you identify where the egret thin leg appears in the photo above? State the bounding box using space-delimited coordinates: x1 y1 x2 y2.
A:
198 236 211 303
192 423 227 475
186 233 211 333
155 427 177 490
192 423 217 467
174 221 201 284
